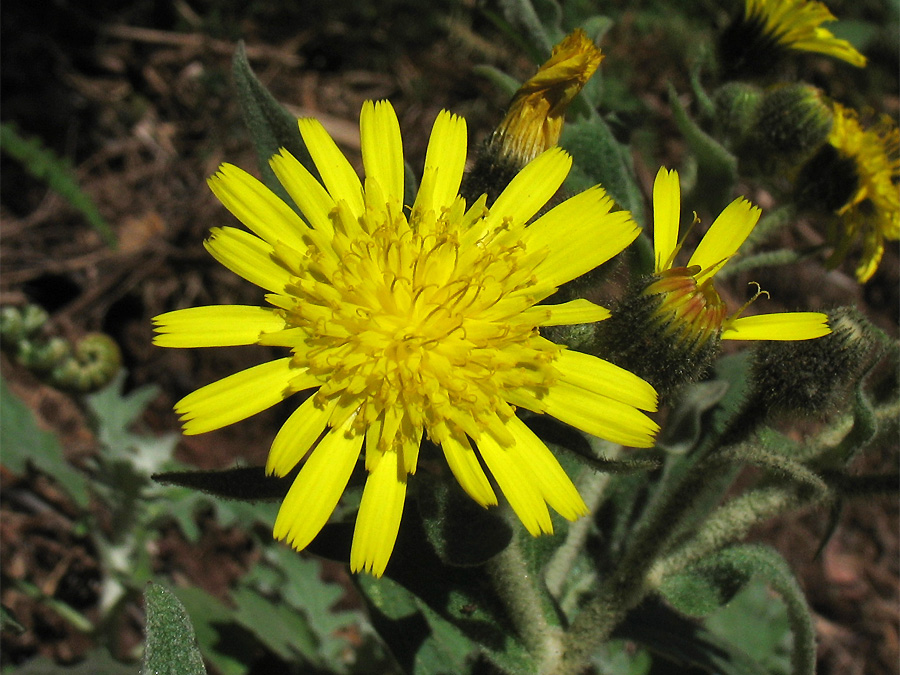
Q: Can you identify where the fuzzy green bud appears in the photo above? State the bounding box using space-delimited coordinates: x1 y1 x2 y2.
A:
744 84 834 174
594 269 724 401
712 82 763 147
749 307 876 418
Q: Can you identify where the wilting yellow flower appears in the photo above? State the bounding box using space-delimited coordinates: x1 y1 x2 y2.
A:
824 104 899 282
649 167 830 344
492 29 602 167
154 101 659 576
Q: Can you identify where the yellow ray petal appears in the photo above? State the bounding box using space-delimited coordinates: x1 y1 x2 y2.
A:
266 395 336 477
689 197 761 283
540 380 659 448
721 312 831 340
152 306 286 348
554 349 658 411
208 164 309 252
521 299 611 326
412 110 468 219
269 149 335 236
350 447 407 577
273 417 363 551
653 167 681 273
204 227 293 292
476 431 553 536
524 187 639 287
439 430 498 507
175 358 316 435
360 100 404 204
505 416 587 521
465 147 571 246
298 117 365 217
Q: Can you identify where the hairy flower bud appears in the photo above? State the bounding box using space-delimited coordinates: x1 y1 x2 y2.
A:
749 307 877 417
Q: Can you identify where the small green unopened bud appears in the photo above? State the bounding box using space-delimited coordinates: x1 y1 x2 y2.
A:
594 271 723 400
713 82 763 147
744 84 833 173
749 307 876 418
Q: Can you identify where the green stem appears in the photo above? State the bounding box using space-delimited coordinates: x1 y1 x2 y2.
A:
544 447 620 598
647 484 825 585
552 460 732 673
486 532 564 672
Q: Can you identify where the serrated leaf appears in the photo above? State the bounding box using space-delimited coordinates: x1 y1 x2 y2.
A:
0 375 90 506
85 371 160 453
141 582 207 675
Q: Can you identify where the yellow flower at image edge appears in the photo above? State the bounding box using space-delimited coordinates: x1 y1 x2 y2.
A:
826 104 900 282
744 0 866 67
649 167 831 343
153 101 659 576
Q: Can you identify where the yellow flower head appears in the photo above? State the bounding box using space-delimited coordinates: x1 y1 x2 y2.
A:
719 0 866 75
645 168 830 348
823 104 900 282
649 167 830 344
153 101 659 576
493 29 603 167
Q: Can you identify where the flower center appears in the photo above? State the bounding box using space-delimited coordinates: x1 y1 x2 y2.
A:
644 265 727 349
277 201 558 446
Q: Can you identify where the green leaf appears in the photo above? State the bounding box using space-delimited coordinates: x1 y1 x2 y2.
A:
84 372 160 453
230 586 321 665
560 116 646 225
153 466 295 502
0 122 116 248
659 545 815 675
358 574 477 675
0 375 90 506
417 473 513 567
616 598 771 675
656 380 731 454
141 582 207 675
232 42 318 203
170 586 254 675
1 604 25 635
705 578 792 675
8 650 134 674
